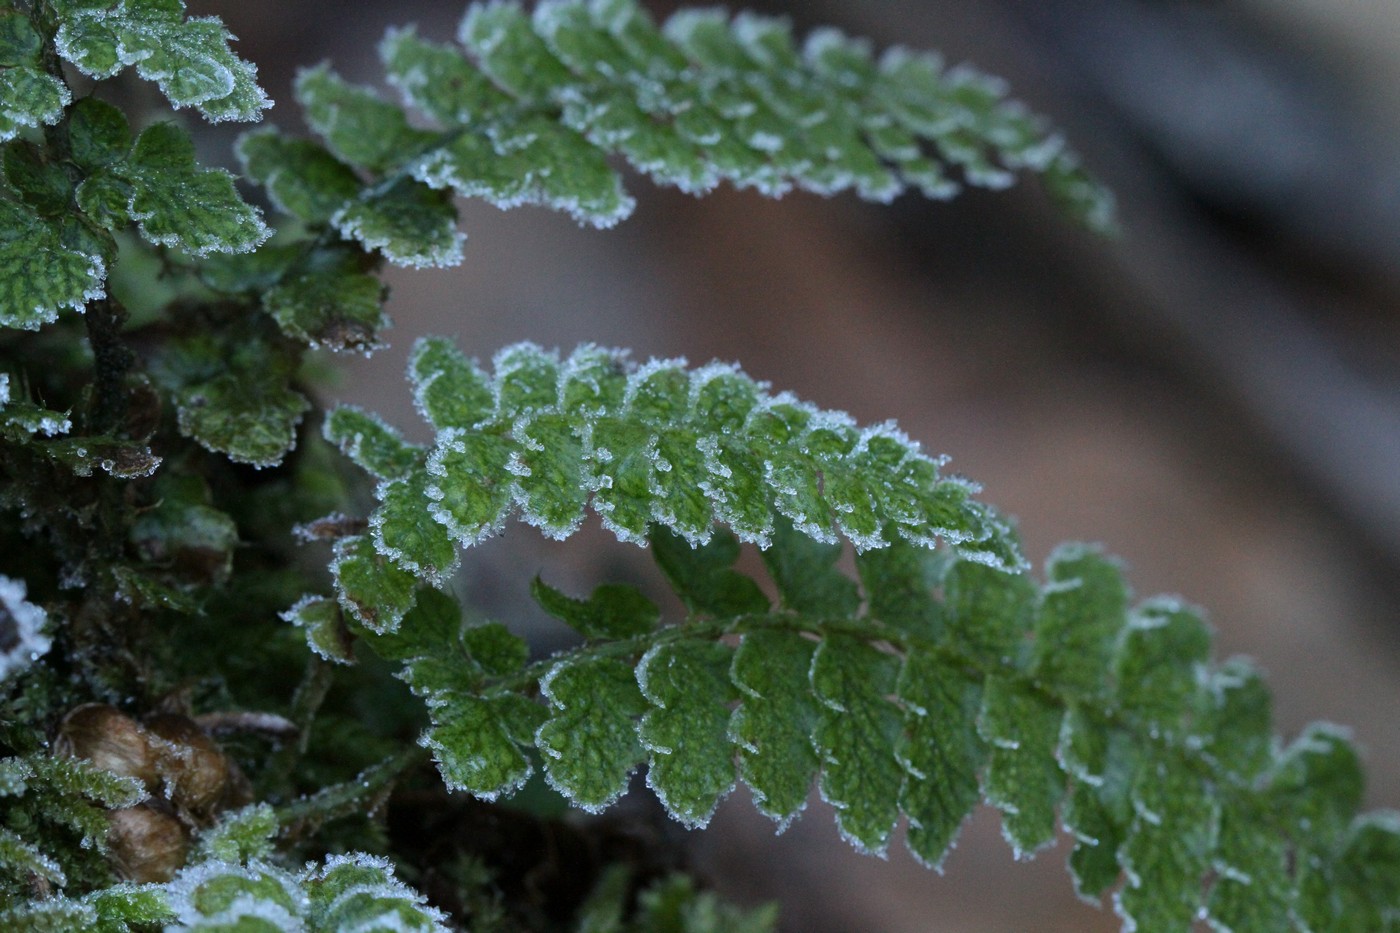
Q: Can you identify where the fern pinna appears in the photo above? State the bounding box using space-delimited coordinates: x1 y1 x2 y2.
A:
1 0 1396 931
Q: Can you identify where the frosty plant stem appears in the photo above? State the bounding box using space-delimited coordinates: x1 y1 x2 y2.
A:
1 2 1397 932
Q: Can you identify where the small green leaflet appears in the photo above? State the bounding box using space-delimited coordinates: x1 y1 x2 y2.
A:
53 0 271 123
121 122 270 257
811 634 904 854
1116 753 1219 931
330 534 418 634
0 199 105 330
69 111 269 257
651 526 769 618
537 655 648 811
1111 597 1212 741
331 177 464 269
152 318 309 467
238 129 362 225
281 595 355 665
978 675 1065 858
638 639 737 828
323 405 420 481
730 629 820 829
0 12 72 142
423 695 536 800
896 649 986 869
1031 544 1129 701
531 577 660 641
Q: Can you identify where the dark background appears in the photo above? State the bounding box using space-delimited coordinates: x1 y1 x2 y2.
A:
190 2 1400 929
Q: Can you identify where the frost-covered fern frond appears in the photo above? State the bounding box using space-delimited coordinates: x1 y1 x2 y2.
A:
213 0 1112 353
253 0 1110 253
0 850 451 932
292 493 1400 932
321 339 1019 622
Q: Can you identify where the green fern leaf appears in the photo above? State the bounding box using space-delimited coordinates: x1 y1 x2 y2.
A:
237 129 361 226
151 318 309 467
650 527 769 618
373 468 462 584
295 65 435 174
263 251 387 355
895 649 986 869
1203 658 1276 783
855 539 945 638
281 595 354 664
165 860 303 929
4 139 73 216
1112 598 1212 741
118 123 269 256
423 694 536 799
637 639 737 828
324 406 420 482
330 534 418 634
1268 724 1364 849
1206 800 1293 932
811 634 904 854
0 12 72 143
195 804 279 865
264 0 1109 271
0 198 106 330
531 578 660 641
762 514 859 617
978 675 1066 857
1296 813 1400 932
346 341 1021 577
331 177 464 269
1031 544 1129 701
729 629 820 828
941 555 1035 665
537 655 647 809
305 854 449 932
52 0 270 123
407 336 497 432
1115 753 1219 931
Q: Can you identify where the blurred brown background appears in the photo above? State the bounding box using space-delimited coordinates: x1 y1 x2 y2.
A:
194 1 1400 929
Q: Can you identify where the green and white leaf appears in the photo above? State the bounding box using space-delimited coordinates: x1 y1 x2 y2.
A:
638 639 737 828
0 198 106 330
118 123 270 256
53 0 270 122
346 340 1021 578
0 11 71 142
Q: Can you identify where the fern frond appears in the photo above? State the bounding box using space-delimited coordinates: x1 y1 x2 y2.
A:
299 501 1400 931
326 340 1020 611
220 0 1111 351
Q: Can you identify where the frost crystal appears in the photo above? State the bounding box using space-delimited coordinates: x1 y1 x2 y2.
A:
0 575 51 682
